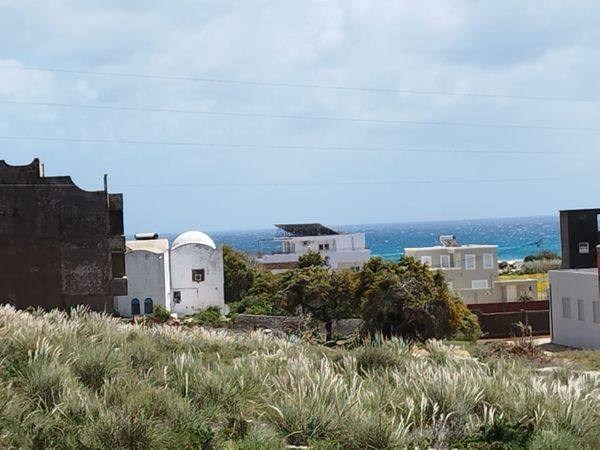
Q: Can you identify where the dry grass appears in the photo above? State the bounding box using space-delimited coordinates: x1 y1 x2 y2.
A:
0 306 597 448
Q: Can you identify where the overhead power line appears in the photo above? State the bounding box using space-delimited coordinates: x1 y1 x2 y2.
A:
0 135 587 155
0 65 592 103
0 177 556 189
2 99 598 132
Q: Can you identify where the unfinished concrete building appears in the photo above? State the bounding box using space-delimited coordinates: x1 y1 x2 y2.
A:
0 159 127 311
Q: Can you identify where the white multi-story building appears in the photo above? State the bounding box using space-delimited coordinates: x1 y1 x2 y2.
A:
256 223 371 272
115 231 225 317
405 236 537 304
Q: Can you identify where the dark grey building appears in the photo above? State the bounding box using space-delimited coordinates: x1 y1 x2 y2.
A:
559 208 600 269
0 159 127 311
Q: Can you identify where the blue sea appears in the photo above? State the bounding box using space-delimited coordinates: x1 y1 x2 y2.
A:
174 215 559 262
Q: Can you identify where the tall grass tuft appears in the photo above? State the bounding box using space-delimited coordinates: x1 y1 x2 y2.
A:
0 305 597 448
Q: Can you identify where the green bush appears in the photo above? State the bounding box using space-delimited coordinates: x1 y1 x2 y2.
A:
194 306 224 327
360 257 481 341
234 295 275 315
152 305 171 322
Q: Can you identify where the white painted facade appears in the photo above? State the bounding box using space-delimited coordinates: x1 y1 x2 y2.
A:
115 239 170 317
549 268 600 349
257 226 371 271
170 231 225 316
114 231 225 317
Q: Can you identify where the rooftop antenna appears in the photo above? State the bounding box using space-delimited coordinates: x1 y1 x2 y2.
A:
103 174 108 194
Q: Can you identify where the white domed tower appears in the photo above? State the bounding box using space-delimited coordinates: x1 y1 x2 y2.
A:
170 231 225 315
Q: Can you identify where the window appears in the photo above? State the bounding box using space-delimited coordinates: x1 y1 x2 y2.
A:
144 298 154 315
440 254 451 268
131 298 140 316
192 269 205 283
465 254 476 270
562 297 571 319
579 242 590 254
318 243 330 251
483 253 494 269
471 280 489 289
173 291 182 304
578 299 585 321
420 256 432 266
593 301 600 323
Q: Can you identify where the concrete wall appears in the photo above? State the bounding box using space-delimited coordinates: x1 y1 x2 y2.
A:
115 250 170 317
171 244 225 315
474 310 549 338
549 269 600 349
0 159 126 311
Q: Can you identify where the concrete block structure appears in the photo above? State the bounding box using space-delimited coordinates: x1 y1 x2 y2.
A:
549 267 600 349
115 231 225 317
405 236 537 304
0 159 127 311
560 208 600 269
115 238 170 317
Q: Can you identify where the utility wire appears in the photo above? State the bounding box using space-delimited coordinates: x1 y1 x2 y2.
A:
1 99 598 132
0 177 556 188
0 135 586 155
0 65 593 103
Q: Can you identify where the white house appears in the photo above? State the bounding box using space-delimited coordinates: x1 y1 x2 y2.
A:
114 231 225 317
170 231 225 316
404 235 537 304
115 237 170 317
549 267 600 349
256 223 371 272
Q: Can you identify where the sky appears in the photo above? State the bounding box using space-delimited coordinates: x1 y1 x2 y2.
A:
0 0 599 233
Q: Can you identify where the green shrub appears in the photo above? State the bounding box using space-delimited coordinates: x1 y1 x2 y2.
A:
234 295 275 315
153 305 171 322
194 306 224 327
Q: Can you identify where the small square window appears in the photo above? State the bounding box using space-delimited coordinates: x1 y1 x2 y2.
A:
319 243 330 251
192 269 205 283
579 242 590 254
173 291 182 304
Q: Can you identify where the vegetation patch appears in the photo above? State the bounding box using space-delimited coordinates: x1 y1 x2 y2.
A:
0 306 597 448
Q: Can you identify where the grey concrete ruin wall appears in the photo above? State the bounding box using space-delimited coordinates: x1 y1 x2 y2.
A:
0 159 127 311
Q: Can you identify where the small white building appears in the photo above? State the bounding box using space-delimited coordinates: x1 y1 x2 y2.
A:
115 231 225 317
256 223 371 272
115 238 170 317
549 267 600 349
170 231 225 316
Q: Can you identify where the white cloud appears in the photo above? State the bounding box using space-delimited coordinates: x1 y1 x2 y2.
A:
0 1 598 230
